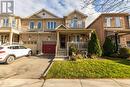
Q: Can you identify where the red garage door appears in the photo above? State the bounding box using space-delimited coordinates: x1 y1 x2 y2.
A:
42 44 56 54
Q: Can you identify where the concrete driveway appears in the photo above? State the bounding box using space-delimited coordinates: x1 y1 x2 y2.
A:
0 56 51 79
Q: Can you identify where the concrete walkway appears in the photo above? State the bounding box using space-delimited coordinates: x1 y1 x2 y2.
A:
43 79 130 87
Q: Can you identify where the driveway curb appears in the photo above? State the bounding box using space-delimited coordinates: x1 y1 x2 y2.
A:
41 58 54 80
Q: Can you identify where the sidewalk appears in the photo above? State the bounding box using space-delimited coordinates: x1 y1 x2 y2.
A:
43 79 130 87
0 79 44 87
0 79 130 87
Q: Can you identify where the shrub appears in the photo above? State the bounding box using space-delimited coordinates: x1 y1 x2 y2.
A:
88 31 102 57
110 53 119 58
103 37 115 56
69 44 77 56
119 48 130 58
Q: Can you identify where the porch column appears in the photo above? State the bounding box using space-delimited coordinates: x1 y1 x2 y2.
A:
9 32 13 44
67 34 69 57
89 32 91 40
56 32 60 57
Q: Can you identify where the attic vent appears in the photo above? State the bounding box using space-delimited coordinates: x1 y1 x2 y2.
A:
43 13 45 16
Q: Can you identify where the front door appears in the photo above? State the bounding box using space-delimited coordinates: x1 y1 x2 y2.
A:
60 35 66 48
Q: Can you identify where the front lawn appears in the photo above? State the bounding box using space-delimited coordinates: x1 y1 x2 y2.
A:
46 59 130 79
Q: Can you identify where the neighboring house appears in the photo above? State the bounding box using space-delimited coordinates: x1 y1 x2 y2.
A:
0 14 21 45
87 13 130 48
0 8 130 58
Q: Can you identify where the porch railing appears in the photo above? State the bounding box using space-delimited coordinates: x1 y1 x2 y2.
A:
67 42 88 56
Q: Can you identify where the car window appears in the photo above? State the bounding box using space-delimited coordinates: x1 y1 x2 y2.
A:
8 46 19 49
19 46 27 49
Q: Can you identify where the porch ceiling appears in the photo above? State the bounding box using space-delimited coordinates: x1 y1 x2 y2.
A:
56 29 94 33
0 28 20 34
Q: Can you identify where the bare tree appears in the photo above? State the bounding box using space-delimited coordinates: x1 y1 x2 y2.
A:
82 0 130 13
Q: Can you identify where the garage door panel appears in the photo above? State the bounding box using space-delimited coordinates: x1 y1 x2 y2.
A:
42 44 56 54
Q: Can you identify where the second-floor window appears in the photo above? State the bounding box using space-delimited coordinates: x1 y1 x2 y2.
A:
128 16 130 28
115 17 121 27
47 21 56 29
37 21 42 29
3 18 9 27
12 19 16 28
105 17 112 27
71 17 78 28
29 21 34 29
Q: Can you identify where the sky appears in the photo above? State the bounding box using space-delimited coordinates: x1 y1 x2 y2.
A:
14 0 101 26
12 0 130 26
14 0 98 17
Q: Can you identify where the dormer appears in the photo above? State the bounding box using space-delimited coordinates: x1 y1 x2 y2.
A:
64 10 87 29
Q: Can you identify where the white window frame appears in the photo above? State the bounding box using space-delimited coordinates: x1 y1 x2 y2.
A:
3 18 9 27
47 21 56 30
105 17 112 27
115 17 121 27
29 21 35 29
37 21 42 29
71 17 78 28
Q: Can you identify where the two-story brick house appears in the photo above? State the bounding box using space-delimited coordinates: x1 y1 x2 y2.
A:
19 9 92 58
0 14 21 45
87 13 130 48
0 8 130 59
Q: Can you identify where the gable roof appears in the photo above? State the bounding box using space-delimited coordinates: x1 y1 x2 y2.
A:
26 8 61 18
64 10 87 17
56 24 67 30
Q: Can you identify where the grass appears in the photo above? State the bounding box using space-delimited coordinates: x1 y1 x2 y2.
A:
46 58 130 79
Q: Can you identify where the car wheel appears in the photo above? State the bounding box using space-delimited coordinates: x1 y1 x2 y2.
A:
27 51 32 56
6 56 15 64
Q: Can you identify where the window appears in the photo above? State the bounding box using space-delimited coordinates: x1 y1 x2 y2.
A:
71 17 78 28
105 17 112 27
29 21 34 29
47 22 50 29
77 35 80 42
37 21 42 29
128 16 130 28
115 17 121 27
47 21 56 29
3 18 9 27
12 19 16 28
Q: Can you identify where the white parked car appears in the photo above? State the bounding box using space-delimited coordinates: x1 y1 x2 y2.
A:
0 45 32 64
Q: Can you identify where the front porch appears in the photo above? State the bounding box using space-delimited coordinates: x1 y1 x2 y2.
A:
55 29 93 58
105 29 130 51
